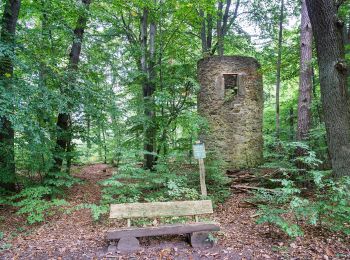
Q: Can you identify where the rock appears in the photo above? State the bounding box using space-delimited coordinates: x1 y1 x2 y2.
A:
190 232 214 249
117 237 140 252
107 244 117 253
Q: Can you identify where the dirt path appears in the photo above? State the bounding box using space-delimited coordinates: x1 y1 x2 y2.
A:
0 164 349 259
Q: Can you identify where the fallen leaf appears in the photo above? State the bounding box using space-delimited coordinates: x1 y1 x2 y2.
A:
325 247 335 257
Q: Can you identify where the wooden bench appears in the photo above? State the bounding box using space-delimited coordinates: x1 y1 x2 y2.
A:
106 200 220 252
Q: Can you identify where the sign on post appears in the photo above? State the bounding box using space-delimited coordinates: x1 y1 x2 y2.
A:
193 142 206 159
192 141 207 196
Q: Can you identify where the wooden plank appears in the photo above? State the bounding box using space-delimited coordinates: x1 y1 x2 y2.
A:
106 222 220 240
109 200 213 219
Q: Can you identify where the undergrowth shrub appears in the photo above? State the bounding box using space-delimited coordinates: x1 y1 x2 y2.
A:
253 137 350 237
84 154 230 221
1 171 80 224
9 186 68 224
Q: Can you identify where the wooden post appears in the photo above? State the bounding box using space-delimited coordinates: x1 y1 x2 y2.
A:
195 215 199 222
193 141 208 197
198 158 207 196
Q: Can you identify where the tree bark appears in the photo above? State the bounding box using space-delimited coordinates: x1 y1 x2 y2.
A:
305 0 350 177
216 1 224 56
200 9 208 53
275 0 284 139
101 121 107 164
145 12 157 170
289 107 294 140
297 0 313 142
141 7 157 170
53 0 91 172
0 0 21 191
207 14 213 51
120 4 158 170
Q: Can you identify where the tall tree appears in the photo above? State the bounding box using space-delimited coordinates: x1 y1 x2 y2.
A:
199 0 240 56
275 0 284 138
296 0 313 142
141 4 157 170
305 0 350 177
0 0 21 190
53 0 91 172
116 1 158 170
217 0 240 56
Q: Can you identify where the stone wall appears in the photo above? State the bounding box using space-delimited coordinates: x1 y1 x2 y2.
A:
197 56 263 169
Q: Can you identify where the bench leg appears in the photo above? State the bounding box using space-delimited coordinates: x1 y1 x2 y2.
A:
190 232 215 248
107 242 117 253
117 237 140 252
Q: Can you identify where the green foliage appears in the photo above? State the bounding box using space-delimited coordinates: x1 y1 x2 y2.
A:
81 154 230 221
256 206 304 237
253 139 350 237
43 171 81 196
0 242 12 252
166 179 199 200
206 233 218 243
263 135 323 173
8 186 68 224
204 154 231 204
99 161 201 206
76 204 109 221
1 172 79 224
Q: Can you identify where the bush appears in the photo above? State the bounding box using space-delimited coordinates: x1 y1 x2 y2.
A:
8 186 68 224
84 154 230 221
1 172 80 224
253 139 350 237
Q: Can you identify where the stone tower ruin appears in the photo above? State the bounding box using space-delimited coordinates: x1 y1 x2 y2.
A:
197 56 263 169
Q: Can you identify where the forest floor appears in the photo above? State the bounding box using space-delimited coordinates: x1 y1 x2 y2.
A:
0 164 349 260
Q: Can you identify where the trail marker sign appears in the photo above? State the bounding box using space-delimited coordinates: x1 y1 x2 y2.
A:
193 143 206 159
193 141 207 196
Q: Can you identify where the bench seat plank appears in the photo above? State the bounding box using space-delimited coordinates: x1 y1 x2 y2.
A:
107 222 220 240
109 200 213 219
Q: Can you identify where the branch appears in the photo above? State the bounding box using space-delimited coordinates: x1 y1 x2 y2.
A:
224 0 240 35
121 13 137 45
222 0 232 34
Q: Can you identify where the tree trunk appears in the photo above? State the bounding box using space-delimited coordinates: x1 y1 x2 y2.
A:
200 9 208 53
86 114 91 149
101 122 107 164
216 1 224 56
140 7 157 170
66 138 73 174
199 0 239 56
275 0 284 139
297 0 313 143
53 0 91 172
305 0 350 177
207 14 213 51
37 1 52 128
218 0 231 56
145 11 157 170
289 107 294 140
0 0 21 191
